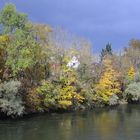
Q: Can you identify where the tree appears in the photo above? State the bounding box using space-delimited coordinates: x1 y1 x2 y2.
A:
0 35 10 80
37 55 84 110
0 3 27 33
59 57 84 108
95 56 121 104
100 43 113 62
0 4 41 80
122 39 140 70
127 66 135 82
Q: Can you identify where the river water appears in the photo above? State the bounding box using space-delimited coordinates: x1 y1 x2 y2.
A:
0 105 140 140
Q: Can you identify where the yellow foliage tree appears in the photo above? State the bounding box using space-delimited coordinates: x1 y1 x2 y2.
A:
95 57 120 103
59 57 84 108
127 66 135 81
37 55 84 110
0 35 9 44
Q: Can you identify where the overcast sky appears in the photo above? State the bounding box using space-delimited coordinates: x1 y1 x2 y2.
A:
0 0 140 53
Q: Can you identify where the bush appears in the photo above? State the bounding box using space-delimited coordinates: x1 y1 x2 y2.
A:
37 79 85 111
0 80 24 116
109 94 119 106
26 88 42 112
124 82 140 102
37 81 60 110
134 72 140 82
80 87 95 107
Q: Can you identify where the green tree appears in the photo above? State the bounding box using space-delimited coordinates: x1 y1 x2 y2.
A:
0 3 27 33
100 43 113 62
0 4 41 78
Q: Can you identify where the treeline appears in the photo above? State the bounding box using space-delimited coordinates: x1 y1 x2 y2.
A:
0 4 140 117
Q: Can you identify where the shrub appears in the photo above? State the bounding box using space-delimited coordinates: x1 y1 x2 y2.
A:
124 82 140 102
80 87 95 107
26 88 42 112
0 80 24 116
37 81 60 110
109 94 119 106
134 72 140 82
37 79 85 110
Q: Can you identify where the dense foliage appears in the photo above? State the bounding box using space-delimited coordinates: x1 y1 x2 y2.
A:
124 82 140 102
0 80 24 116
0 4 140 117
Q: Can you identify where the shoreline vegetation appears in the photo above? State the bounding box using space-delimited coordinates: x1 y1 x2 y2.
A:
0 3 140 118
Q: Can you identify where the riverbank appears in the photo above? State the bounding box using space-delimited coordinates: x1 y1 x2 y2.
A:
0 101 130 120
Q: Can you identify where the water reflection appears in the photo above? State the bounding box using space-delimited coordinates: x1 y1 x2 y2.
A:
1 105 140 140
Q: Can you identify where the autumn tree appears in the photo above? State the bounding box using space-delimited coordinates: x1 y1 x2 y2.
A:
75 39 94 83
95 56 121 104
127 66 135 82
121 39 140 71
37 54 84 110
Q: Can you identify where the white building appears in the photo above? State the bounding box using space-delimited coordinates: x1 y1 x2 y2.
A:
67 56 80 69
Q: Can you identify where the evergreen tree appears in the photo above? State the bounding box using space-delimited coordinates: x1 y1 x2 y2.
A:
100 43 113 62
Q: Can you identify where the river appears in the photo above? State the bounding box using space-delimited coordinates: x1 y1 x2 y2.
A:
0 104 140 140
